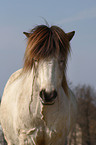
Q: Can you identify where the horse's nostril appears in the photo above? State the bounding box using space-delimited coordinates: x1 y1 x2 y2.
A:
52 90 57 98
40 89 57 102
40 89 46 100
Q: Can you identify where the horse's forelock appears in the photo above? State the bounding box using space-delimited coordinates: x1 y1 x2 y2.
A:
23 25 70 72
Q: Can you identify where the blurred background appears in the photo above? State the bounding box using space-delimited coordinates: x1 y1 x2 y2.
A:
0 0 96 144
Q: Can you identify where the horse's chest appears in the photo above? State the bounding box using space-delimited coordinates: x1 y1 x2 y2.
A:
19 127 46 145
19 112 67 145
18 100 68 144
20 125 64 145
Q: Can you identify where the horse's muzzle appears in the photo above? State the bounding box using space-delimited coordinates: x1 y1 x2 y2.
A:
40 89 57 105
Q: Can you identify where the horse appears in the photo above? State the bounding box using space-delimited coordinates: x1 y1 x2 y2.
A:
0 25 77 145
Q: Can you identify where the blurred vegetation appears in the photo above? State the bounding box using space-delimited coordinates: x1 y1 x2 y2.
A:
68 85 96 145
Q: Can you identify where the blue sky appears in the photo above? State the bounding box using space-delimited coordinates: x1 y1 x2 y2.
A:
0 0 96 96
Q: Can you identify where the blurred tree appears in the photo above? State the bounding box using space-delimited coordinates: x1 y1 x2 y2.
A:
68 85 96 145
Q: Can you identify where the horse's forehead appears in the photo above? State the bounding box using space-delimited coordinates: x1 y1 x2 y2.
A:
38 57 58 67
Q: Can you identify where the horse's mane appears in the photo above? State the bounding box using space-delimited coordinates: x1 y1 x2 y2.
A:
23 25 71 96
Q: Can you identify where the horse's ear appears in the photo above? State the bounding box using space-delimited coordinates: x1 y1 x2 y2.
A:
66 31 75 41
23 32 31 38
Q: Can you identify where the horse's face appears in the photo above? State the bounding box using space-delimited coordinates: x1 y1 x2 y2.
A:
35 56 64 105
23 25 75 105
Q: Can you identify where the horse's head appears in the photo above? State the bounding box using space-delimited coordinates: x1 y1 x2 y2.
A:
23 25 75 105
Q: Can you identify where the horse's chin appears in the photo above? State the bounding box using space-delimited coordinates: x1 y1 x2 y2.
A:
40 98 56 105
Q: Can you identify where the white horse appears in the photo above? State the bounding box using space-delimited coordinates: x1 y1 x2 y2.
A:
0 25 77 145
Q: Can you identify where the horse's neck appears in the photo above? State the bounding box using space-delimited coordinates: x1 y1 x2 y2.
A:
22 69 42 116
21 70 34 99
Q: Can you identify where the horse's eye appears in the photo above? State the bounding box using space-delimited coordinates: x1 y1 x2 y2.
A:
34 60 38 62
59 60 64 66
33 59 38 62
33 59 38 66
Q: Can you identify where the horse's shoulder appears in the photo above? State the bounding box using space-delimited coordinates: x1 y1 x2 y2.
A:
4 69 22 92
